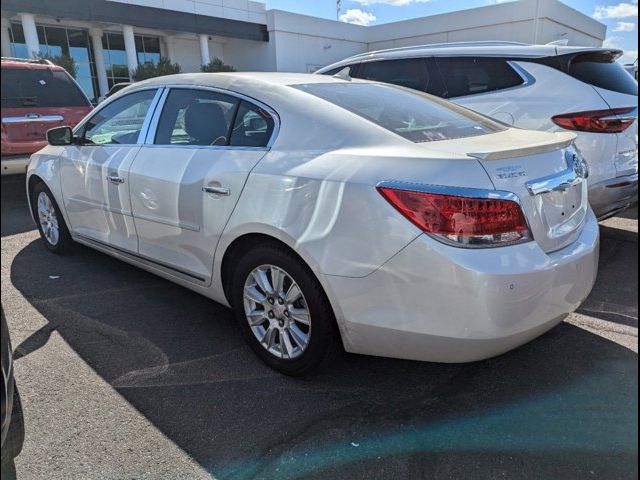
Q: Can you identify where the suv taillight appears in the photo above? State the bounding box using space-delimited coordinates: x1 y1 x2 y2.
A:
377 186 532 248
552 107 637 133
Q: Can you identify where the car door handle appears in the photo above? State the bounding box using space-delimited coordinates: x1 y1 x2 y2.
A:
106 175 125 185
202 186 230 196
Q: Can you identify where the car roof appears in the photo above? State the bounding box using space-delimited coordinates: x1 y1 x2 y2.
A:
1 57 65 71
316 42 623 71
136 72 359 88
126 72 367 103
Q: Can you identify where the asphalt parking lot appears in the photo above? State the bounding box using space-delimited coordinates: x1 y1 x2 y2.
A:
1 173 637 479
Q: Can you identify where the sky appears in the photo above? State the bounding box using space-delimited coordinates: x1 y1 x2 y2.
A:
265 0 638 64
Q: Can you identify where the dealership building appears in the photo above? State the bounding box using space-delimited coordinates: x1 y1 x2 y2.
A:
1 0 606 102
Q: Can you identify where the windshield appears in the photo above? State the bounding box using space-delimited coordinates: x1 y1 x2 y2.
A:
293 82 505 143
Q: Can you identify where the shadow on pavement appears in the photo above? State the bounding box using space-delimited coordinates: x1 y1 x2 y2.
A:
9 237 638 479
4 175 638 479
1 175 34 238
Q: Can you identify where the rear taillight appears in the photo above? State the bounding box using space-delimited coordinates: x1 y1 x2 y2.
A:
377 186 532 248
552 107 637 133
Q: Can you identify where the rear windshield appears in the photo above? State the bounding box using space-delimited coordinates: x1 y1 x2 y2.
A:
567 53 638 96
1 67 90 108
293 82 504 143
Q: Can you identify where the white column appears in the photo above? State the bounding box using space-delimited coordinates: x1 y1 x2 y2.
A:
163 35 176 63
20 13 39 59
1 18 12 58
198 34 210 66
89 28 109 98
122 24 138 80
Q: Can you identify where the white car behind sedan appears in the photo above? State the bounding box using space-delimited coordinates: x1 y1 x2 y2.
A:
27 73 598 375
318 42 638 220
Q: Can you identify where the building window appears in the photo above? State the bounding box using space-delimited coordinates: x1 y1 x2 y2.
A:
9 23 99 103
136 35 161 66
102 32 162 88
102 32 130 89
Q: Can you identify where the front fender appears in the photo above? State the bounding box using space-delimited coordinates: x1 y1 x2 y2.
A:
26 146 67 225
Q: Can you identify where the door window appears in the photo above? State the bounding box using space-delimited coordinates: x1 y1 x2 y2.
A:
154 89 239 146
229 101 275 147
435 57 525 98
82 89 157 145
357 58 430 93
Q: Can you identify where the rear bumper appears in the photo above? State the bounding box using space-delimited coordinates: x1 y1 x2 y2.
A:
589 173 638 220
325 209 599 363
1 156 31 176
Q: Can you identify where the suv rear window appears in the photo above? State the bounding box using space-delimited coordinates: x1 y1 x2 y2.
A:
435 57 525 98
293 82 504 143
567 52 638 96
1 67 90 108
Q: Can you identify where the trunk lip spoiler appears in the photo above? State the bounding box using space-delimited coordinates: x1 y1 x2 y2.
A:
467 132 576 160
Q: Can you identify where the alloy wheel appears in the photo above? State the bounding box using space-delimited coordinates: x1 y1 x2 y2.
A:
37 191 60 246
243 264 311 359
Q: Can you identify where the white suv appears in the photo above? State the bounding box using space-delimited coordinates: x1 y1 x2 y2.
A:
317 42 638 220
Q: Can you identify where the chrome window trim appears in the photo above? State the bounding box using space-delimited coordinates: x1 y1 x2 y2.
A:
376 180 534 249
72 87 164 146
142 84 280 150
2 115 64 123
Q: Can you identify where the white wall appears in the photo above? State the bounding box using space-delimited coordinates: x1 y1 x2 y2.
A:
266 0 606 72
223 37 275 71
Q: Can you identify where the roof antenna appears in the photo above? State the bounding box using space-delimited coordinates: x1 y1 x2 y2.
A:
333 66 352 81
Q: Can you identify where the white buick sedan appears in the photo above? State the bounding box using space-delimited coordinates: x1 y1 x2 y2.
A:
27 73 599 375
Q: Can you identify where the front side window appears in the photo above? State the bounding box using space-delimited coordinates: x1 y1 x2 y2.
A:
436 57 525 98
294 82 504 143
154 89 238 146
356 58 430 93
229 101 275 147
82 89 156 145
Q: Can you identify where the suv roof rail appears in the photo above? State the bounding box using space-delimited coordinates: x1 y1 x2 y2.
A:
347 41 532 60
1 56 55 66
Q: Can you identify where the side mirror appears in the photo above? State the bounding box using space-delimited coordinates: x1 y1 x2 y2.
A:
46 126 74 146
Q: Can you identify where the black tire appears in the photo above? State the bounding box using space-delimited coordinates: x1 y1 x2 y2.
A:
31 182 73 253
4 386 25 460
230 243 341 376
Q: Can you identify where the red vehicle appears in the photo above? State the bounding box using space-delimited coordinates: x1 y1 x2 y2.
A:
1 57 93 175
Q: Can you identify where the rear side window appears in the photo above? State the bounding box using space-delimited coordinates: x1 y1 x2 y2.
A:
567 53 638 96
293 82 504 143
1 67 90 108
435 57 525 98
229 101 275 147
356 58 430 92
154 89 239 146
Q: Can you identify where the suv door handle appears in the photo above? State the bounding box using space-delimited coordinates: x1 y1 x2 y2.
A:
106 175 125 185
202 185 230 196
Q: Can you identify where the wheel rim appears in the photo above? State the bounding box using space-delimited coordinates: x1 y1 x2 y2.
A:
243 264 311 360
37 191 60 246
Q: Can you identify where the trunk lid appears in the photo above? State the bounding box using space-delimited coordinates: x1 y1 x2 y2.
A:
421 129 589 253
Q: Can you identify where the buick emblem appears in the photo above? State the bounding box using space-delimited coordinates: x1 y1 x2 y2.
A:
566 151 589 180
